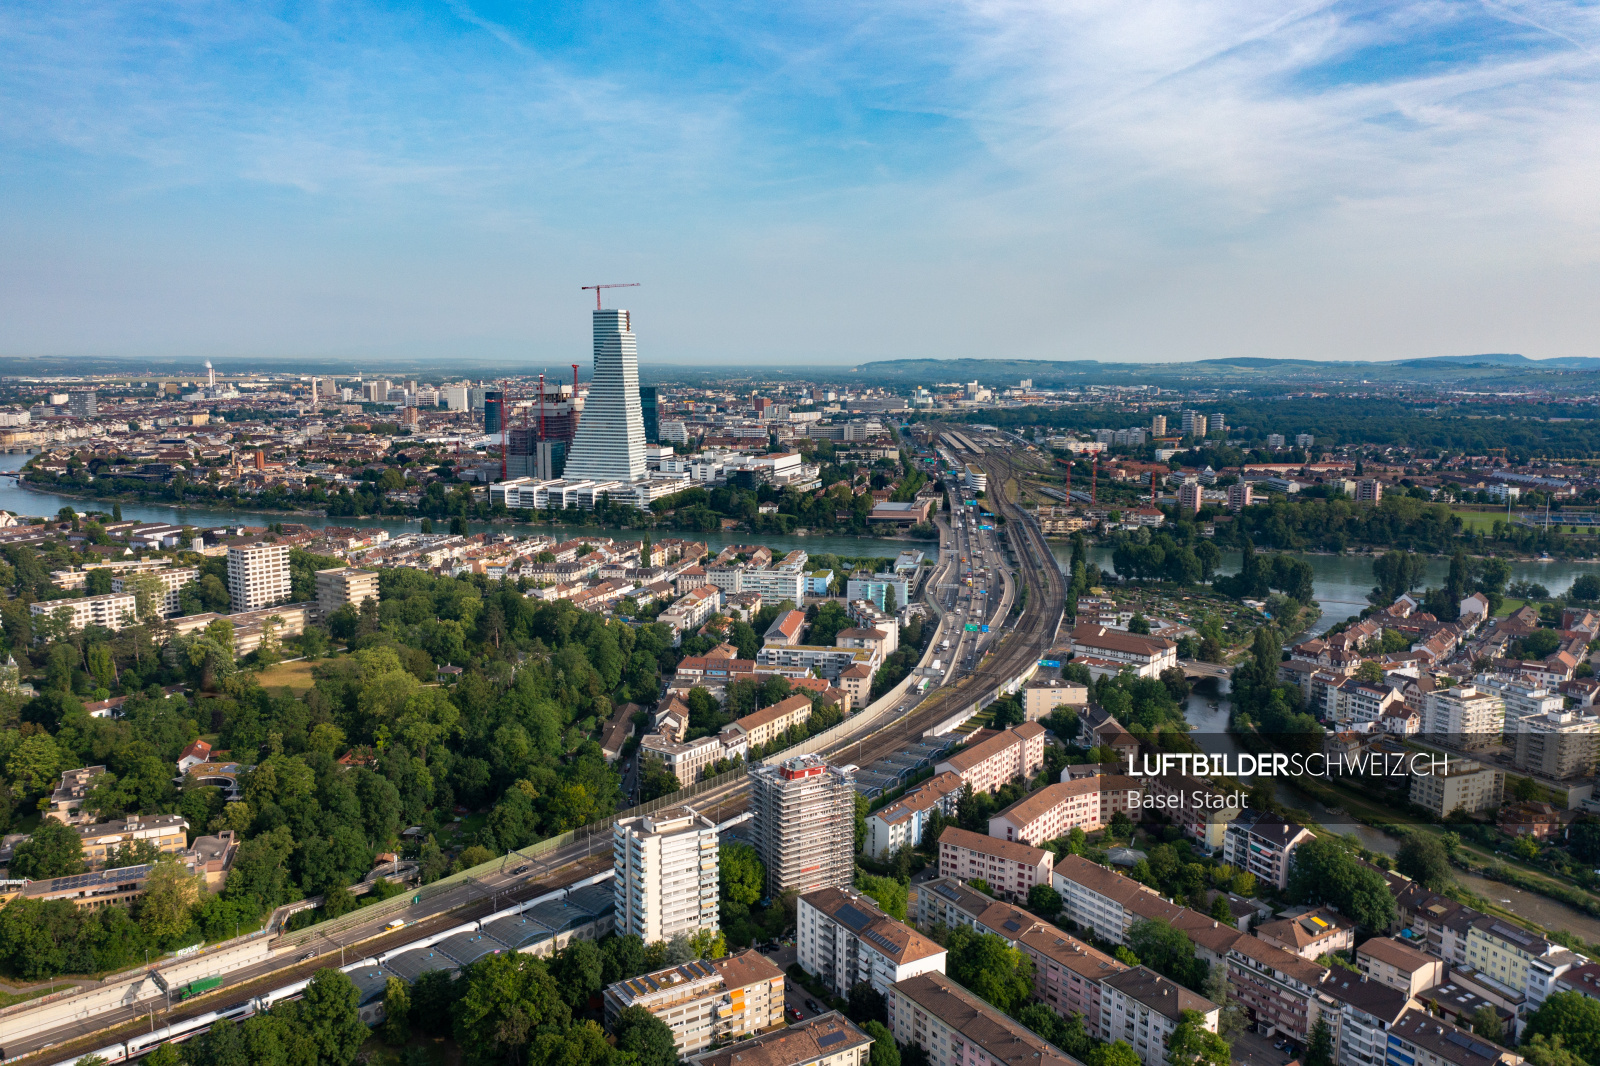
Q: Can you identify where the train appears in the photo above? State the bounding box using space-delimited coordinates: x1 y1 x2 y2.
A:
24 869 614 1066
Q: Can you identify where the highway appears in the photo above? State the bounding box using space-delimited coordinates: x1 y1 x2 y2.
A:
12 431 1067 1065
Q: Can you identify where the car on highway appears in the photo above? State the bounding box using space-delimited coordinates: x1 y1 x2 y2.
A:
514 865 529 875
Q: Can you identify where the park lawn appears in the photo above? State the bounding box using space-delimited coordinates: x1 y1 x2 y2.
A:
256 658 316 694
1496 597 1528 617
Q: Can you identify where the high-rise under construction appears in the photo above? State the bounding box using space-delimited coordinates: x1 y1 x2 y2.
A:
749 755 855 897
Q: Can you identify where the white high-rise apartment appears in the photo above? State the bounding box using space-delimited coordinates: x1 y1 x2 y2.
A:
612 807 719 944
227 543 292 612
749 755 855 897
1181 410 1207 438
1422 685 1504 749
564 308 647 483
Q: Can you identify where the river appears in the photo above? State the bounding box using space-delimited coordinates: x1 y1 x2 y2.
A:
0 453 910 561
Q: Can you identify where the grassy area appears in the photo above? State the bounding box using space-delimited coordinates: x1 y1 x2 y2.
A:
0 983 71 1008
1496 597 1528 617
1452 510 1505 533
255 658 316 694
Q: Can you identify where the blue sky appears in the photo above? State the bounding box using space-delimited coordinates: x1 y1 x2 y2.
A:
2 0 1597 366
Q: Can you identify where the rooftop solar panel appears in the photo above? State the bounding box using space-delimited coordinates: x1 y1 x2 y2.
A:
818 1032 847 1048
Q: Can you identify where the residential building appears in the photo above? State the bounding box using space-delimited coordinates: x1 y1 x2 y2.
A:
933 722 1047 793
1015 922 1128 1032
74 814 189 866
1051 854 1181 946
1021 677 1089 722
30 592 138 632
176 739 212 775
1254 908 1356 960
987 774 1143 845
602 951 785 1054
763 609 807 645
1358 479 1384 504
937 826 1053 902
738 694 814 749
1100 967 1219 1066
315 567 380 616
888 973 1079 1066
1465 918 1558 1004
640 728 745 786
749 756 856 896
1395 884 1482 970
1065 624 1178 678
845 573 911 612
1177 480 1203 513
1409 758 1504 816
1151 415 1166 437
1510 708 1600 780
1382 1008 1521 1066
1181 410 1208 438
612 807 719 945
863 772 964 860
68 390 98 418
755 644 879 685
797 887 946 998
111 567 200 618
564 308 648 483
1221 815 1316 892
1421 685 1504 747
686 1012 873 1066
1357 937 1445 998
1314 969 1417 1066
1228 483 1254 511
1225 935 1328 1043
226 542 292 612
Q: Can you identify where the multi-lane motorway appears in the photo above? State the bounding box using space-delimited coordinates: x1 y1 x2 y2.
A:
12 427 1067 1065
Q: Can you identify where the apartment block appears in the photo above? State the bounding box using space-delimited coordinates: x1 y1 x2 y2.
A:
933 722 1047 793
111 567 199 618
1421 686 1505 748
797 887 946 998
1015 922 1128 1032
749 756 856 896
987 774 1143 845
602 951 785 1054
755 644 878 685
1465 918 1558 1002
1021 677 1090 722
1409 759 1504 817
226 542 292 612
888 973 1079 1066
1510 708 1600 780
1226 936 1328 1043
863 771 963 861
937 826 1053 902
1065 624 1179 679
1357 937 1445 998
1051 853 1183 946
1221 815 1316 891
737 694 813 749
686 1012 872 1066
1100 967 1220 1066
73 813 189 867
315 567 380 616
1314 970 1417 1066
1382 1008 1521 1066
612 807 719 944
30 593 138 633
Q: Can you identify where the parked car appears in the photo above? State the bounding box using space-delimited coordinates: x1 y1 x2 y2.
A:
805 999 821 1013
788 1008 803 1022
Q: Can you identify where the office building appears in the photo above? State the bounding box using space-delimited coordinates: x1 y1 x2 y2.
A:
797 887 946 998
226 543 292 612
30 592 138 632
686 1013 872 1066
67 391 97 418
443 386 469 411
484 389 505 435
612 807 720 945
564 308 648 483
640 385 659 444
749 756 855 896
315 567 380 616
603 952 786 1054
888 973 1079 1066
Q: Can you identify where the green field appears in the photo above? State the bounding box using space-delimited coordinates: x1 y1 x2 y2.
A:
1452 509 1505 532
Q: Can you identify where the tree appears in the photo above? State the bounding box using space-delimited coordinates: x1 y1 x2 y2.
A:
453 952 570 1066
945 925 1033 1013
1523 992 1600 1066
381 976 411 1045
720 842 765 907
863 1020 900 1066
1396 834 1453 892
610 1005 678 1066
1286 837 1396 931
552 939 605 1010
10 821 85 880
1087 1042 1142 1066
1521 1035 1587 1066
849 982 889 1027
1166 1010 1229 1066
1027 884 1062 919
298 968 369 1066
1127 919 1203 990
857 874 907 920
1201 968 1242 1038
139 855 201 942
1468 1005 1502 1044
1304 1016 1335 1066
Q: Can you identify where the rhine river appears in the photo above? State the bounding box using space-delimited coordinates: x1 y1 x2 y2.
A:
5 453 1597 936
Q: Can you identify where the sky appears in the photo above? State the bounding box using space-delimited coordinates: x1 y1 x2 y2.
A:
1 1 1598 367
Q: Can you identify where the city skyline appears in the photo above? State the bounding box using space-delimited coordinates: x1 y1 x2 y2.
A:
3 3 1598 365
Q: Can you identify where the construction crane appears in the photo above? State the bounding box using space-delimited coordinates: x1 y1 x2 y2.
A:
581 282 640 309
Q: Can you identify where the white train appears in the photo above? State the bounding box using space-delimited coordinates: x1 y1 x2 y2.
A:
28 870 613 1066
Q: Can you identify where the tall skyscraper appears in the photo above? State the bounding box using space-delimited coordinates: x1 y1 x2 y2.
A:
227 543 292 612
612 807 720 944
564 309 647 483
639 385 659 444
749 755 855 897
484 390 505 435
